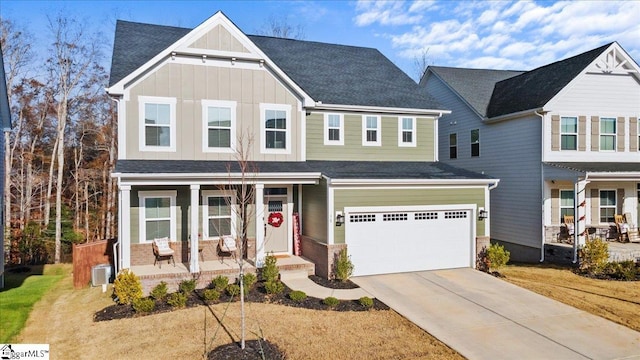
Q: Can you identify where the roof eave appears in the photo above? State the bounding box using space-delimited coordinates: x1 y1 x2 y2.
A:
485 107 546 123
310 103 450 116
328 178 499 186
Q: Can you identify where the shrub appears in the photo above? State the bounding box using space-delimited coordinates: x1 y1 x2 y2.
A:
334 248 354 282
178 279 197 294
603 260 637 280
167 292 188 308
487 243 510 271
289 290 307 302
211 275 229 292
149 281 168 301
476 246 490 272
113 269 143 305
226 284 241 297
264 280 284 295
261 254 279 283
240 273 257 295
323 296 339 308
132 298 156 313
579 238 609 274
359 296 374 309
203 289 220 302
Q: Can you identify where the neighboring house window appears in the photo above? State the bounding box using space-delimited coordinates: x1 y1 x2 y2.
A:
139 96 176 151
599 190 616 223
202 100 236 152
202 191 235 239
560 117 577 150
559 190 574 223
260 103 291 153
470 129 480 157
449 133 457 159
398 117 416 147
362 115 381 146
139 191 176 243
600 117 616 151
324 113 344 145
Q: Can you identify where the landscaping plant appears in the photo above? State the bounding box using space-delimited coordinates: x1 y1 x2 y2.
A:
289 290 307 302
487 243 510 271
132 298 156 313
203 289 220 302
178 279 197 294
359 296 374 309
323 296 340 308
226 284 241 297
240 273 257 295
579 238 609 275
113 269 143 305
261 254 280 282
211 275 229 292
167 292 187 308
149 281 168 301
334 248 354 281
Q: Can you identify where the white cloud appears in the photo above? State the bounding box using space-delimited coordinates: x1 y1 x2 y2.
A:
354 0 423 26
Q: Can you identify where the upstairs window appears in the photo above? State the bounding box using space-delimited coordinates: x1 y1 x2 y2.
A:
362 115 381 146
470 129 480 157
600 117 616 151
560 117 577 150
203 100 236 152
139 96 176 151
559 190 574 223
398 117 416 147
261 104 291 153
449 133 457 159
324 113 344 145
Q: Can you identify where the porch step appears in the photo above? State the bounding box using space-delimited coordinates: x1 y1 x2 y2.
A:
275 256 315 276
628 231 640 243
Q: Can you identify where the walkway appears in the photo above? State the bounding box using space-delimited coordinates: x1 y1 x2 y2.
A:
280 270 370 300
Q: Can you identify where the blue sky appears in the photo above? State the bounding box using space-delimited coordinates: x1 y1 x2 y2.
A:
2 0 639 81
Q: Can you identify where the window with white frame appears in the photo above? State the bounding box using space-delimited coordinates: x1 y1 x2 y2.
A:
139 96 176 151
362 115 381 146
600 117 616 151
560 117 577 150
139 191 176 243
559 190 574 223
449 133 457 159
398 117 416 147
324 113 343 145
261 103 291 153
599 190 616 223
202 191 235 239
470 129 480 157
202 100 236 152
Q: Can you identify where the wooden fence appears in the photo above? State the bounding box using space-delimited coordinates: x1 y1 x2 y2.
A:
72 239 115 289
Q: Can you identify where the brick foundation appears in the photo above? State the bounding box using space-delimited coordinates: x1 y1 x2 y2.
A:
300 236 346 279
131 239 256 267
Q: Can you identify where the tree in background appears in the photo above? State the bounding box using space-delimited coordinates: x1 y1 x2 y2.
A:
255 15 306 40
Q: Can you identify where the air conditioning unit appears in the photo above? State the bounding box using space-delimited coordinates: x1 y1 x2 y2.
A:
92 264 112 287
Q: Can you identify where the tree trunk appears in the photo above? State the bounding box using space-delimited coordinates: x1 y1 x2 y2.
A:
44 137 58 227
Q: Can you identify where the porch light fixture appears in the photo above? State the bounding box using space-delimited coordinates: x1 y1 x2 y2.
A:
335 212 345 226
478 209 488 220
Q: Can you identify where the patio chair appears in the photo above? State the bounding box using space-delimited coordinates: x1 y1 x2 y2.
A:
615 214 630 242
152 237 176 268
558 215 574 243
217 235 237 263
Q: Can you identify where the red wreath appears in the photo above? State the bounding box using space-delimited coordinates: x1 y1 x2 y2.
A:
268 212 284 227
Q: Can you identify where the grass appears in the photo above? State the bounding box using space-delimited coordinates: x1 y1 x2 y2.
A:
0 264 69 343
500 263 640 332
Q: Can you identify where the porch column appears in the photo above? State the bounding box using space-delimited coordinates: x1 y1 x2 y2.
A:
119 185 131 270
573 179 589 263
255 183 265 267
190 184 200 273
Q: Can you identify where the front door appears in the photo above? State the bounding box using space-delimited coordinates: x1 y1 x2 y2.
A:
264 194 289 254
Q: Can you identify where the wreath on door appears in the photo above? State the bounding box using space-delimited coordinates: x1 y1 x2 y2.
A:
268 212 284 227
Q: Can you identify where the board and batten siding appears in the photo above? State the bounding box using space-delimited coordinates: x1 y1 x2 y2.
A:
301 179 328 243
125 62 302 162
332 187 486 244
305 112 436 161
187 24 250 53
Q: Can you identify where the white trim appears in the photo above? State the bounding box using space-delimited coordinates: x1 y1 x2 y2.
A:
190 184 200 273
344 203 477 214
329 178 499 186
138 190 177 243
201 100 236 153
119 186 131 269
260 103 292 154
398 116 417 147
598 189 617 224
559 189 575 223
255 184 265 267
599 116 617 152
138 96 177 152
362 115 381 146
433 116 439 162
116 97 126 159
449 132 458 159
470 128 480 157
327 184 335 245
324 113 344 146
202 190 237 240
311 102 450 116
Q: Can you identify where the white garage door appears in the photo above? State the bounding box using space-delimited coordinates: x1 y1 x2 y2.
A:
345 206 474 276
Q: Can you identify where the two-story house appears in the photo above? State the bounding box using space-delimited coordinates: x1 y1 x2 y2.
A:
421 42 640 263
107 12 498 281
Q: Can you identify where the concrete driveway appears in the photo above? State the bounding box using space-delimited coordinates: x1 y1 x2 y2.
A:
352 268 640 360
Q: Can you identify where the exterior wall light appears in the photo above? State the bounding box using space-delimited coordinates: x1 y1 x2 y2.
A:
335 212 344 226
478 208 488 220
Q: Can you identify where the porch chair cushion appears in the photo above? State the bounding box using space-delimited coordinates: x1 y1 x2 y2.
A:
221 236 237 252
153 237 174 255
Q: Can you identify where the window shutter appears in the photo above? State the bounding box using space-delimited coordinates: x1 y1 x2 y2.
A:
551 189 559 225
617 188 624 214
630 117 638 152
551 115 560 151
591 116 599 151
578 116 586 151
617 117 625 152
590 189 599 223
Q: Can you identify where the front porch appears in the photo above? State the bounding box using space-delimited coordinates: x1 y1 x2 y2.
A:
544 240 640 265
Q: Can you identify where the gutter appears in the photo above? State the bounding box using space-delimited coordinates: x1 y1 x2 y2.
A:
309 103 451 116
485 107 545 124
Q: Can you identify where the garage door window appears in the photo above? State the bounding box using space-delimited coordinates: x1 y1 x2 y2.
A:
350 214 376 222
383 213 407 221
415 212 438 220
445 211 468 219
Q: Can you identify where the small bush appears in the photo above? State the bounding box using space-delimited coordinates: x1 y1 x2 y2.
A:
132 298 156 313
323 296 339 308
334 248 354 282
359 296 374 309
289 290 307 302
487 243 510 271
113 269 143 305
261 254 280 283
203 289 220 302
579 238 609 274
240 273 257 295
211 275 229 292
149 281 168 301
603 260 638 280
264 280 284 295
178 279 197 294
167 292 188 308
226 284 241 297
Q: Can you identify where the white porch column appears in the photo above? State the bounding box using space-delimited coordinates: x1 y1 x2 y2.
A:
255 183 265 267
119 185 131 270
190 184 200 273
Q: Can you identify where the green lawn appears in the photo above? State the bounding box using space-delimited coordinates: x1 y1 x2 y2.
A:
0 265 69 343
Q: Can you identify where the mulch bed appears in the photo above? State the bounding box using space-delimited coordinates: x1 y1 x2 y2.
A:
208 339 285 360
308 275 360 289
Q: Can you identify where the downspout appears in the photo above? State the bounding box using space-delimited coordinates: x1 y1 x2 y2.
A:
434 112 443 162
535 110 546 263
110 96 121 274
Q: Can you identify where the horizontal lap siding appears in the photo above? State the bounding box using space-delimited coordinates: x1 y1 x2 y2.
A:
301 179 328 243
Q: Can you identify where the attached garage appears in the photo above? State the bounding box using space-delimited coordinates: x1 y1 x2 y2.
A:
345 205 475 276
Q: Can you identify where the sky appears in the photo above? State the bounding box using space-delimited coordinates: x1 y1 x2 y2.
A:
1 0 639 81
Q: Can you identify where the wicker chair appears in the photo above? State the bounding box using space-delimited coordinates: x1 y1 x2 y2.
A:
152 237 176 268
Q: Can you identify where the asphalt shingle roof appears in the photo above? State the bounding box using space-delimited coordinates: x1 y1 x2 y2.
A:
545 162 640 173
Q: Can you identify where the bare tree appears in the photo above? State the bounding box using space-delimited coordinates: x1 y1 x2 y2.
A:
413 48 430 82
256 15 306 39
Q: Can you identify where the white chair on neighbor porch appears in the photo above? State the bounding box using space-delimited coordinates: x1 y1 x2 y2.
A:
217 235 237 263
152 237 176 268
615 214 630 242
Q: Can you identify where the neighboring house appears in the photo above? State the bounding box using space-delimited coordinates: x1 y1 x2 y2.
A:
0 46 11 288
421 42 640 262
107 11 497 279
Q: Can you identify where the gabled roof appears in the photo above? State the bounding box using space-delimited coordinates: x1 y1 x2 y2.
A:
0 46 12 131
486 43 614 118
425 66 524 117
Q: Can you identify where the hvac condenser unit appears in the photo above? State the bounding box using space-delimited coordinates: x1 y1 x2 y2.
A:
91 264 112 287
